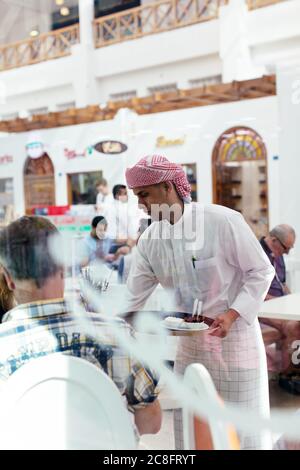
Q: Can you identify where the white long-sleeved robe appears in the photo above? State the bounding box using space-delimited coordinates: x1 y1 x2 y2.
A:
126 203 275 449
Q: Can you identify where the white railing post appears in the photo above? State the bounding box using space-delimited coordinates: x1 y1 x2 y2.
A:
72 0 98 108
79 0 94 46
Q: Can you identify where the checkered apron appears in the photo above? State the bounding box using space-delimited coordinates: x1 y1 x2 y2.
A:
174 318 271 450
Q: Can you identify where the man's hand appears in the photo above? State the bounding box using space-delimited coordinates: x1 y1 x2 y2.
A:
282 284 291 295
209 309 240 338
105 253 116 262
265 293 276 301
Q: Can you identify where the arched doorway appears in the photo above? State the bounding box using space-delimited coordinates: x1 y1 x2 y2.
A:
24 153 55 214
212 126 269 238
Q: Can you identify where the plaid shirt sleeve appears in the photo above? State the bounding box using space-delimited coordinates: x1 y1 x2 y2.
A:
124 357 160 412
91 317 161 412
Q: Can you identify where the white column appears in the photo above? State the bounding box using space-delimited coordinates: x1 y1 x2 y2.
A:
79 0 94 47
276 62 300 291
72 0 98 107
219 0 266 82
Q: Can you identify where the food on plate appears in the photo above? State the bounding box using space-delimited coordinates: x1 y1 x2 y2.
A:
163 316 207 330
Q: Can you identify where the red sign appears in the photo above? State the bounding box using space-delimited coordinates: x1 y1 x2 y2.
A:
0 155 13 164
64 148 86 160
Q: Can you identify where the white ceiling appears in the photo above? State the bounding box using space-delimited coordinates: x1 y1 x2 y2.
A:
0 0 78 15
0 0 79 44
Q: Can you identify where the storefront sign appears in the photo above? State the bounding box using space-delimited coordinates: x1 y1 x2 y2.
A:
156 135 186 147
94 140 127 154
46 215 91 233
64 148 86 160
26 132 45 159
0 155 13 164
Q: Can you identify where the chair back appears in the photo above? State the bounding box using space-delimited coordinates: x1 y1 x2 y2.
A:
0 354 137 450
183 363 240 450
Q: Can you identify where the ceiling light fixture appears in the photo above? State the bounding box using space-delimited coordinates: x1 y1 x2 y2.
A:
29 28 40 38
56 0 64 5
60 6 70 16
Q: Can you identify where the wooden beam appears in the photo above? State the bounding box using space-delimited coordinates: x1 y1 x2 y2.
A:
0 75 276 133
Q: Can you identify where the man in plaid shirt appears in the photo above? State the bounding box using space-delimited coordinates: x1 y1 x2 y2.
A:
0 216 161 436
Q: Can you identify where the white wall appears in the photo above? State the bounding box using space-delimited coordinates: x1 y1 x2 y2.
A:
0 96 279 224
0 118 129 216
1 1 300 115
128 96 279 217
276 62 300 291
0 55 76 115
96 54 221 99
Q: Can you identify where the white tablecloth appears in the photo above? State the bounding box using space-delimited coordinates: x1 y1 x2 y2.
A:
259 293 300 321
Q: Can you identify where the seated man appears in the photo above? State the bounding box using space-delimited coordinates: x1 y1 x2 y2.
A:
260 224 300 372
0 216 161 436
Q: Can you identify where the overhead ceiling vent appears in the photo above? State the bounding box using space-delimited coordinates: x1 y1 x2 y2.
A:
148 83 178 95
109 90 137 102
189 75 222 88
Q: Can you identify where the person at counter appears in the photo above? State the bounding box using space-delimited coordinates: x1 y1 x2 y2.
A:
104 184 138 255
124 154 274 450
96 178 114 214
260 225 300 372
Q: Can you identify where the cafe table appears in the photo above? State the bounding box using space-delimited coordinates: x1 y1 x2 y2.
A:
259 293 300 321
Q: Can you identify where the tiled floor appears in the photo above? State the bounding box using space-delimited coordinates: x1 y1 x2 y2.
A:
140 379 300 450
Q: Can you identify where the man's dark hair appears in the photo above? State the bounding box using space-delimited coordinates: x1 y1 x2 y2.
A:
113 184 126 199
91 216 107 228
0 216 61 288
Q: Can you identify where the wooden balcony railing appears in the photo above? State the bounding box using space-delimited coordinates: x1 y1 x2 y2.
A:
0 24 79 71
247 0 289 10
94 0 228 48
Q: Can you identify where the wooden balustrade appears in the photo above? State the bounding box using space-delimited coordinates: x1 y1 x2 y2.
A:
247 0 289 10
0 0 289 70
94 0 228 48
0 24 79 71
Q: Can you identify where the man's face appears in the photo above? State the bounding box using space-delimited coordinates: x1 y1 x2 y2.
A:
117 188 128 203
271 233 295 257
96 222 107 239
133 184 171 220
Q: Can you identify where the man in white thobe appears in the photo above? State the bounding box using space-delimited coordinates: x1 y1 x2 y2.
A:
125 155 275 449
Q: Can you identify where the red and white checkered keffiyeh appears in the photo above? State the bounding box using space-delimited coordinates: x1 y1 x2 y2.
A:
125 155 191 201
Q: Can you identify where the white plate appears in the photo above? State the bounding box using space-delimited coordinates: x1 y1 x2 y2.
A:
163 319 209 335
165 323 209 332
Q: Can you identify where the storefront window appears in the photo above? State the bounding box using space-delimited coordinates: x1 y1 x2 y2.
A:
181 163 197 201
68 171 103 205
0 178 14 226
212 127 269 238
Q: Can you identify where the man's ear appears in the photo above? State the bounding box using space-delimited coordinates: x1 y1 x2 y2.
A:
1 267 16 291
163 181 173 193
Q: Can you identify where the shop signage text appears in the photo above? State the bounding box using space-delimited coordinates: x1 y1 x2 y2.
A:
0 155 13 164
64 147 93 160
156 136 186 147
64 148 86 160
